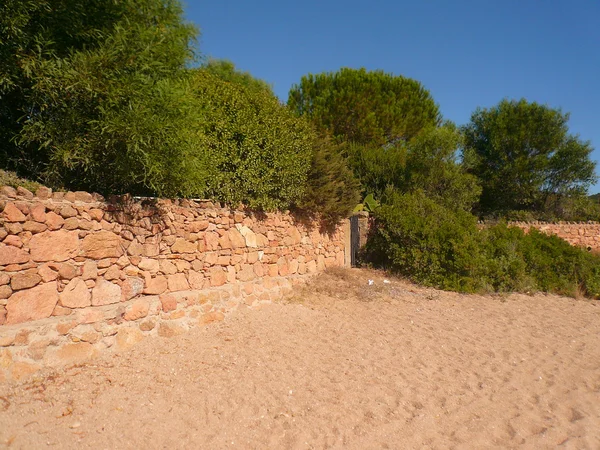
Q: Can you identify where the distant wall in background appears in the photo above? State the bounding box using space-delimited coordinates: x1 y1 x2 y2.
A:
486 221 600 251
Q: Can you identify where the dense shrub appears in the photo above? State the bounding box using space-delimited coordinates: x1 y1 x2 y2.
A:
1 0 199 196
366 190 600 298
345 142 407 199
190 71 314 210
520 229 600 298
294 135 361 223
365 190 484 292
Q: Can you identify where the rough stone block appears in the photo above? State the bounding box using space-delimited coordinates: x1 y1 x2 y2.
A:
0 244 29 266
91 279 121 306
29 230 79 262
11 270 42 291
159 294 177 312
60 278 91 308
123 299 150 321
82 231 123 259
6 281 59 324
143 275 168 295
121 277 144 301
3 202 26 222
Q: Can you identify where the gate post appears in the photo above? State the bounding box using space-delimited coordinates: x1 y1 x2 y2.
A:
346 212 369 268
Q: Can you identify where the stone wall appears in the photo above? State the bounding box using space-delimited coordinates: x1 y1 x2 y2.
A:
505 222 600 251
0 185 346 382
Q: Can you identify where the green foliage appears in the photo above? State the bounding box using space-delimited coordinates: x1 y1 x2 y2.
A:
353 193 380 213
288 68 441 146
519 229 600 298
366 190 600 298
404 125 481 211
346 142 406 199
189 70 314 210
347 125 480 212
365 190 483 292
294 135 361 223
201 59 274 96
1 0 201 196
0 0 316 211
462 99 597 216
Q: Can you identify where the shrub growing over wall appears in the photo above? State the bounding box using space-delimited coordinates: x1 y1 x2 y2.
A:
190 71 314 210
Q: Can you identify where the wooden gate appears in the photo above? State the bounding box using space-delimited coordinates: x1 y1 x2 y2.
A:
350 215 360 267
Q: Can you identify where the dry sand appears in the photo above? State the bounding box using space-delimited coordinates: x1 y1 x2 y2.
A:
0 268 599 449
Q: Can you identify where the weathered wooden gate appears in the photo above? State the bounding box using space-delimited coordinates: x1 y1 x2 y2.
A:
350 215 360 267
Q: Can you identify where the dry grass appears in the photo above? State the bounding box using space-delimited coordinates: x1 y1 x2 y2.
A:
286 267 446 307
0 169 43 192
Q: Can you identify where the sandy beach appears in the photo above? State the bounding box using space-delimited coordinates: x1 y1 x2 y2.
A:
1 268 599 449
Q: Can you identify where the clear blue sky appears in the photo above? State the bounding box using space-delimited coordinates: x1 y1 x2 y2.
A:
185 0 600 193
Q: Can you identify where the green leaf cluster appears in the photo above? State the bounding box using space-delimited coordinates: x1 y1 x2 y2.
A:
0 1 329 213
294 134 361 222
1 0 201 196
202 59 274 97
347 125 480 212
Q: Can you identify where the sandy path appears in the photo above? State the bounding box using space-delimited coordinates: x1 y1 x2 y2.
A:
1 269 599 449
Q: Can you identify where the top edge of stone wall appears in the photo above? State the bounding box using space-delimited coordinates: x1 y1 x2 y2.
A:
478 220 600 226
0 184 243 212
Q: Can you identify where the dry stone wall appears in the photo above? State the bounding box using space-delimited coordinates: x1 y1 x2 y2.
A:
0 185 346 382
505 222 600 251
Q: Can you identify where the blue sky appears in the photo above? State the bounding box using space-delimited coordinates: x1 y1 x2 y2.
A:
185 0 600 192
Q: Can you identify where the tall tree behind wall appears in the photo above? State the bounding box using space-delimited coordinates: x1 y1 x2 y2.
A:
462 99 597 217
288 67 442 146
0 0 203 196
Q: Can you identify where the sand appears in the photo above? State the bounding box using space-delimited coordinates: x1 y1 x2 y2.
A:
0 268 599 449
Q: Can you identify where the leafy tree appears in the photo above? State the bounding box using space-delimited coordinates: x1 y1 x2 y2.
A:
462 99 597 216
201 59 274 96
345 142 407 199
0 0 200 196
288 68 441 146
404 124 481 211
347 124 480 211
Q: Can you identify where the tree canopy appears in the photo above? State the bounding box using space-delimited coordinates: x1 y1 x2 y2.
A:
0 0 199 195
462 99 597 216
201 59 274 96
288 68 441 146
346 124 480 212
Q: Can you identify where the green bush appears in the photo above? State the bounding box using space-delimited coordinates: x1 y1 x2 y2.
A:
520 229 600 297
366 190 600 298
190 70 314 210
294 134 361 224
365 190 484 292
1 0 200 196
346 125 481 213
